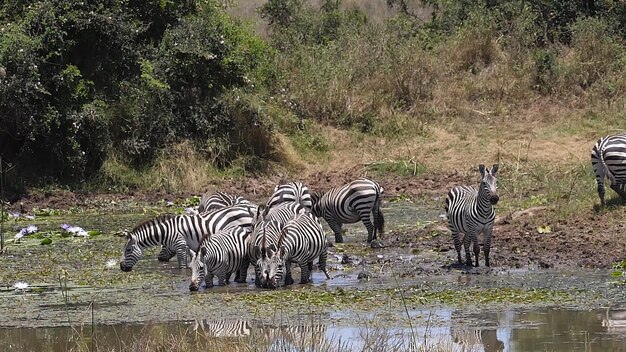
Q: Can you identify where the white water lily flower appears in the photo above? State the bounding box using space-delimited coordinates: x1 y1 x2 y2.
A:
13 281 29 291
67 226 83 233
76 230 89 237
26 225 38 234
106 259 117 269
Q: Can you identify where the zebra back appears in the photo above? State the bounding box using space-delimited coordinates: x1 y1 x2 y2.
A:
266 182 313 210
198 191 252 213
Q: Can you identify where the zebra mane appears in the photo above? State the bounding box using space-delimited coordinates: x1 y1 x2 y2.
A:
131 215 175 234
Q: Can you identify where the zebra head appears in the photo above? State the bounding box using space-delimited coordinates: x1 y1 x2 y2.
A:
189 249 205 291
256 243 283 288
119 232 142 272
479 164 499 205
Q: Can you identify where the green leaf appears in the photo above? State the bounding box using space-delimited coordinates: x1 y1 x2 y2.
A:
611 270 624 278
41 238 52 245
87 230 101 236
537 225 552 234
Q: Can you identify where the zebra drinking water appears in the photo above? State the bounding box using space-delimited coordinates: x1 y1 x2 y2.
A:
119 204 255 272
445 164 499 267
310 178 384 244
260 212 330 288
266 182 313 210
591 133 626 206
249 202 306 287
189 226 252 290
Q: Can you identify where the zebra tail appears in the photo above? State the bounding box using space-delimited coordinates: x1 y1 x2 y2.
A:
374 190 384 239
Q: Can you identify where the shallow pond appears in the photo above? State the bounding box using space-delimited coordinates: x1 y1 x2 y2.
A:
1 200 626 351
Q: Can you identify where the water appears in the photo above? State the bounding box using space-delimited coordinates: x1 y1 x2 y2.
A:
2 308 626 351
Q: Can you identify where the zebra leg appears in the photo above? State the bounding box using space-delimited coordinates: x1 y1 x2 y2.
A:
359 211 375 243
451 229 463 264
254 266 262 287
235 260 249 283
318 246 331 279
205 271 214 288
157 246 176 262
175 246 188 269
284 262 294 286
299 263 312 284
462 233 472 266
610 183 626 203
472 233 480 267
484 227 493 267
217 273 228 286
327 219 344 244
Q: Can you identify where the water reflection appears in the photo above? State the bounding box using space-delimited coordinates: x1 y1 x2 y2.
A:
4 308 626 352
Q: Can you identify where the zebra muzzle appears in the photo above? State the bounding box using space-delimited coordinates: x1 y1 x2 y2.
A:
120 263 133 272
189 281 200 291
490 195 499 205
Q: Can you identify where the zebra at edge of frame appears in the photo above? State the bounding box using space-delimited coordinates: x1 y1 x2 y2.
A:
310 178 384 246
445 164 499 267
591 133 626 206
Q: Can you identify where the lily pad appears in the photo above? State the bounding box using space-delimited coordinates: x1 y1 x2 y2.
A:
40 238 52 245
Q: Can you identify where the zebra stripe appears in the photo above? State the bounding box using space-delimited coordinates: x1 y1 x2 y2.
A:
198 191 252 213
189 226 252 290
445 164 499 267
591 133 626 206
119 205 255 272
266 182 313 210
249 202 306 287
311 178 384 244
260 212 330 288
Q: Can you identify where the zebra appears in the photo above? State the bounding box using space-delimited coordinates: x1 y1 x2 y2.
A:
591 133 626 206
249 202 307 287
157 193 255 262
189 226 252 290
259 212 330 288
310 178 384 244
266 182 313 210
198 191 253 213
119 204 255 272
445 164 499 267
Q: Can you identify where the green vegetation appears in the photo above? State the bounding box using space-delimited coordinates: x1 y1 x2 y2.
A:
2 0 626 199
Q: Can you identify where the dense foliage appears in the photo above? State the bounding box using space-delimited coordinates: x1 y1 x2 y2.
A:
1 0 625 194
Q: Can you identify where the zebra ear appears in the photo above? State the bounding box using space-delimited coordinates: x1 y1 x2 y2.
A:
491 164 499 176
478 164 486 176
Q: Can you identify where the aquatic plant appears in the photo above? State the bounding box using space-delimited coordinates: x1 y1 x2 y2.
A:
61 224 89 237
106 259 117 269
13 281 29 292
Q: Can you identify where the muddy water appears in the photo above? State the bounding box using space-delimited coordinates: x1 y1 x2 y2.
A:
2 200 626 351
2 307 626 351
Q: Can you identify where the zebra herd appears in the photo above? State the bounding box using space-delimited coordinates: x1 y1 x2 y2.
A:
118 132 625 285
119 178 384 289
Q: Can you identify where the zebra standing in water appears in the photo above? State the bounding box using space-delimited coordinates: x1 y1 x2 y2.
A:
445 164 499 267
311 178 384 245
249 202 307 287
158 192 255 262
261 212 330 288
591 133 626 206
266 182 313 210
119 204 255 272
189 226 252 290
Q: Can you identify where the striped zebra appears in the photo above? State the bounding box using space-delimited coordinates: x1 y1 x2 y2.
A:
249 202 307 287
591 133 626 206
310 178 384 244
119 204 255 272
259 212 330 288
266 182 313 210
198 191 253 213
445 164 499 267
189 226 252 290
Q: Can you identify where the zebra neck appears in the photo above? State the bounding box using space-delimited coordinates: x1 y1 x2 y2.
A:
475 183 493 215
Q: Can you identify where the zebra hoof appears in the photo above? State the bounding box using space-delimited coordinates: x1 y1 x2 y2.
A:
334 235 344 243
370 240 384 249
